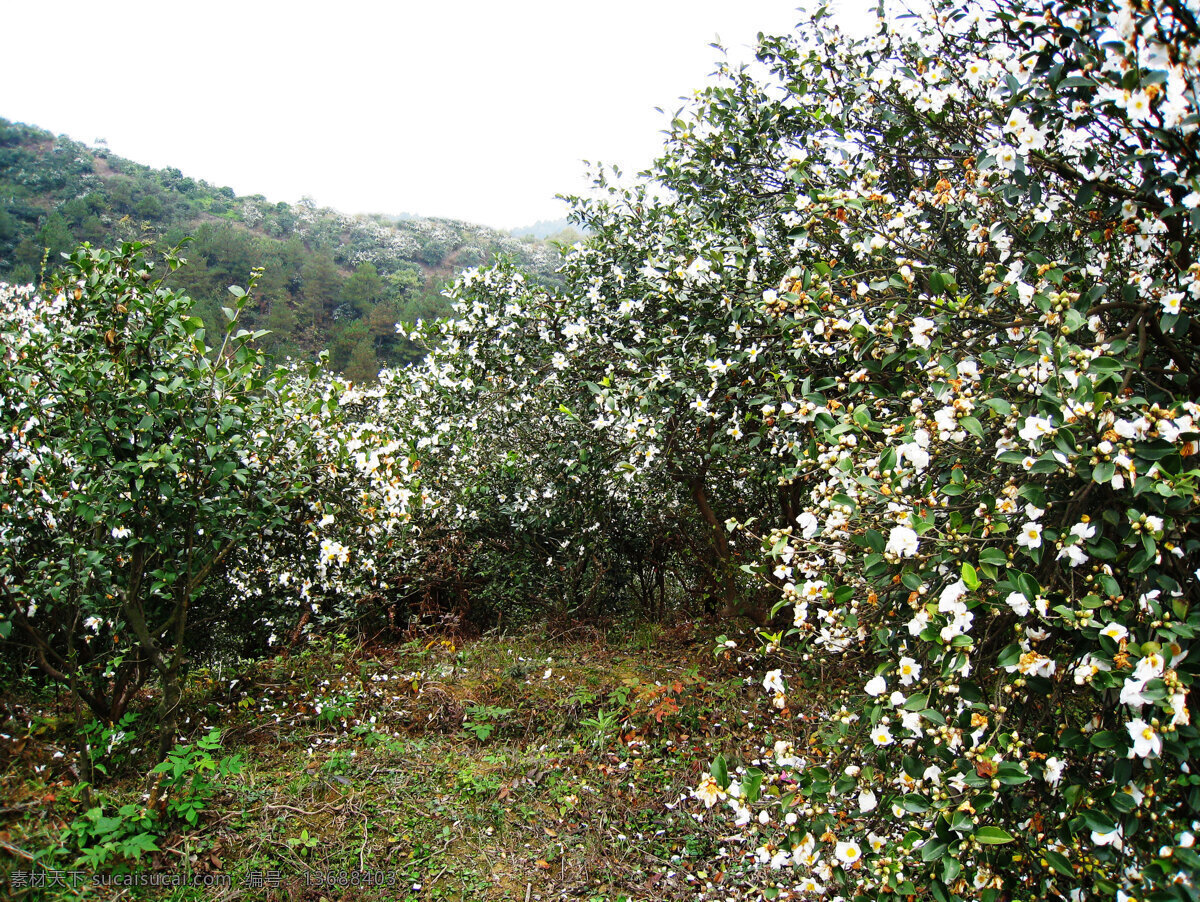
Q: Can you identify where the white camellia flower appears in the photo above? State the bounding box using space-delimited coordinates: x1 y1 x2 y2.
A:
1133 653 1165 682
834 839 863 865
1092 824 1124 849
858 789 878 812
1120 677 1150 708
885 525 919 557
1127 719 1162 758
1100 622 1129 642
1170 692 1191 726
938 580 968 612
864 674 887 696
1057 545 1088 567
910 316 936 347
907 609 930 637
763 669 786 695
1005 592 1031 617
693 774 726 808
1016 521 1043 549
1124 88 1153 122
1043 756 1065 785
1018 415 1055 443
897 656 921 685
897 441 930 471
796 511 820 538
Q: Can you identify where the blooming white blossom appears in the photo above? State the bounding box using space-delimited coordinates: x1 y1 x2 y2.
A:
910 317 936 348
1006 592 1031 617
1044 756 1065 785
897 656 921 685
1124 89 1153 122
1100 622 1129 642
764 669 786 695
1127 719 1162 758
1016 521 1043 549
1018 415 1055 443
834 839 863 865
885 525 919 557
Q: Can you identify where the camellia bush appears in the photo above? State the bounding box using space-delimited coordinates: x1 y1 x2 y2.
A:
352 0 1198 898
0 243 417 761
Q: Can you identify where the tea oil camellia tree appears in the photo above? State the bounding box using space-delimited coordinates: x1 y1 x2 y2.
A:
365 0 1199 898
0 243 368 762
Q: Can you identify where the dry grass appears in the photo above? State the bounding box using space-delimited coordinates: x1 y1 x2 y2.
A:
0 622 828 901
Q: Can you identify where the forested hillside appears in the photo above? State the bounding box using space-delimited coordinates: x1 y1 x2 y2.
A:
0 119 565 379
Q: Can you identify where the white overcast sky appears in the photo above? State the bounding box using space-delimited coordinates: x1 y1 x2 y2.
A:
1 1 875 231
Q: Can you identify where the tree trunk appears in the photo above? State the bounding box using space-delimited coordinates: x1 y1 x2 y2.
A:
688 473 767 625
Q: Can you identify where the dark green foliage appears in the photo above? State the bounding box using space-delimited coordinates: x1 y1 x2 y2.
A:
0 243 337 756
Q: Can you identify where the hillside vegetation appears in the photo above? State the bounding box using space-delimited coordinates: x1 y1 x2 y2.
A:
0 119 567 379
2 1 1199 901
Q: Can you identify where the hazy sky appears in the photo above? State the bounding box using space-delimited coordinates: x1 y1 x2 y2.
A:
2 1 874 230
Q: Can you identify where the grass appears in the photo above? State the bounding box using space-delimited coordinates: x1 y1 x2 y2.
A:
0 621 822 901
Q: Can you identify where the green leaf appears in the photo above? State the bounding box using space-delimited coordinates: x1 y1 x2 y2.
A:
997 762 1030 785
942 856 962 883
744 767 763 803
711 754 730 790
996 644 1022 668
1043 849 1074 877
974 826 1015 844
901 794 930 813
921 840 949 862
979 548 1007 566
959 415 983 438
864 529 885 553
961 562 979 590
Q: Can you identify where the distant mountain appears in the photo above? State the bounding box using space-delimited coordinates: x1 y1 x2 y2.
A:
510 217 586 241
0 118 567 381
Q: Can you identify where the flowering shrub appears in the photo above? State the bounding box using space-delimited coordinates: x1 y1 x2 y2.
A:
206 371 432 647
656 2 1199 899
347 0 1200 898
0 243 395 757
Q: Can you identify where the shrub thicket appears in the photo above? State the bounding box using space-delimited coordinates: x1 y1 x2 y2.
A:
353 0 1200 897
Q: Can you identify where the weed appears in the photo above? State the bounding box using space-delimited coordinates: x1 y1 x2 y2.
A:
315 690 360 726
462 704 513 741
81 710 143 778
151 728 244 826
61 802 162 870
578 708 620 750
286 826 320 856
